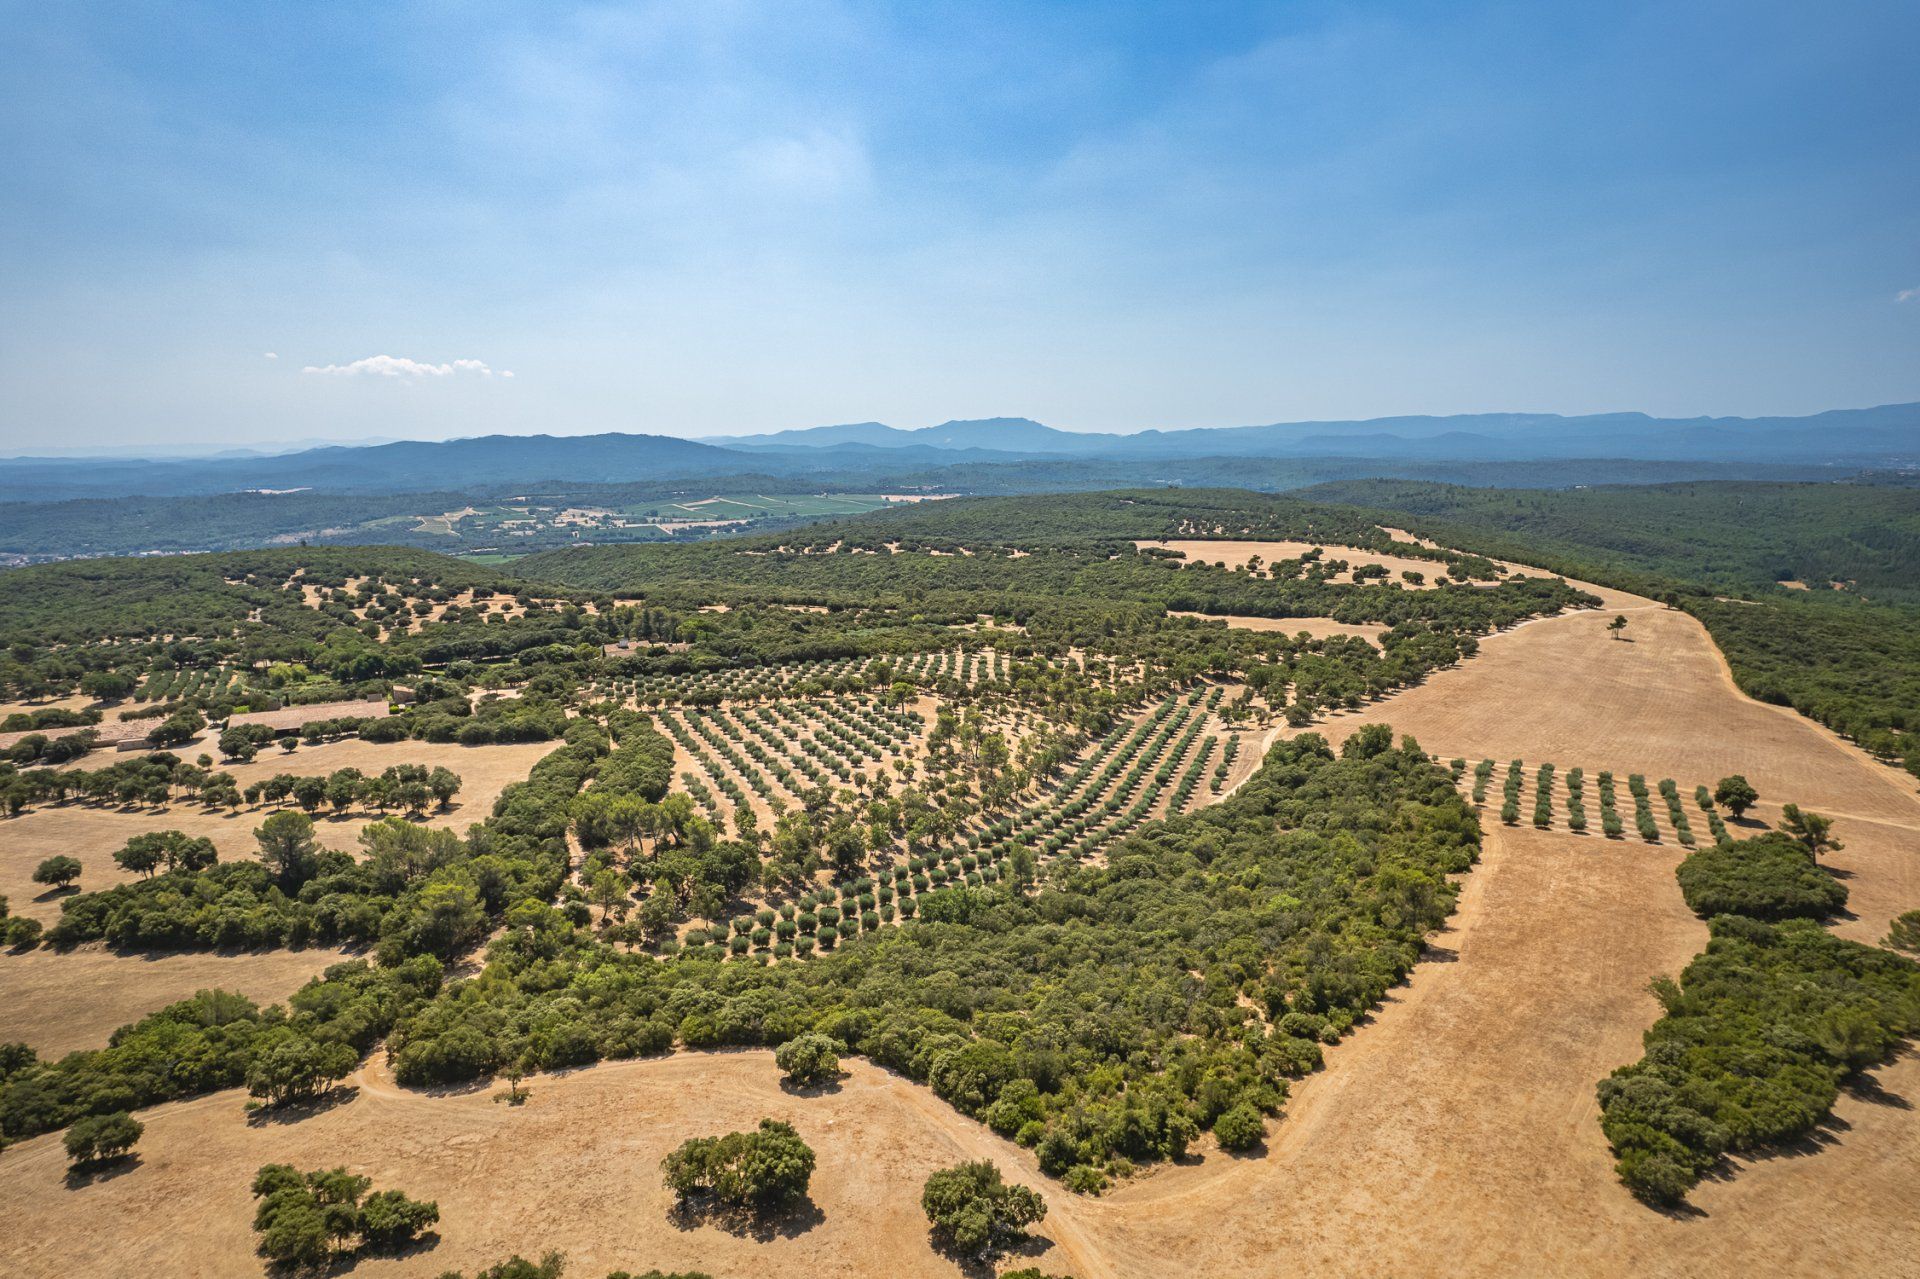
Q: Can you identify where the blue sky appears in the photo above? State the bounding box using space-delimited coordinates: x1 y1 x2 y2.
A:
1 0 1916 449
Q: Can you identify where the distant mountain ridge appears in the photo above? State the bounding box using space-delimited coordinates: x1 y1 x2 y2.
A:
717 404 1920 462
2 404 1915 502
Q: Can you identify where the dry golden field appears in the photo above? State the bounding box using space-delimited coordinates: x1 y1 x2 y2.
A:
0 1052 1093 1279
4 944 357 1058
1138 538 1470 586
1166 610 1390 644
0 738 559 924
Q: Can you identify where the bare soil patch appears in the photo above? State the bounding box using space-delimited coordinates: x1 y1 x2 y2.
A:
0 944 355 1058
0 1052 1094 1279
1168 611 1388 645
1138 539 1465 587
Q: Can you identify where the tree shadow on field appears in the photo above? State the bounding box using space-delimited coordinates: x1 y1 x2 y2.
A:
65 1153 142 1190
1420 942 1460 963
365 1230 443 1265
1646 1195 1708 1222
778 1073 845 1098
245 1084 361 1126
1843 1051 1913 1111
669 1196 824 1242
937 1230 1063 1278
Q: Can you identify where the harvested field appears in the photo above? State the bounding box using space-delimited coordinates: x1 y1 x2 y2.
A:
5 831 1909 1277
1137 538 1468 587
0 739 559 923
225 697 392 732
0 944 356 1058
1300 571 1920 948
1072 822 1920 1278
0 1052 1093 1279
1168 610 1388 645
1301 583 1920 870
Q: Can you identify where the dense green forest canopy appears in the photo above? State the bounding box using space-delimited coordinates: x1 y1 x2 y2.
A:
1297 477 1920 598
0 546 525 649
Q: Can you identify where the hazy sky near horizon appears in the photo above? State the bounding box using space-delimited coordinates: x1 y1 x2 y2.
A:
2 0 1917 450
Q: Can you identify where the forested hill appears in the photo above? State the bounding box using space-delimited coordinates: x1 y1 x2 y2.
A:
0 546 525 648
522 488 1416 563
1296 478 1920 598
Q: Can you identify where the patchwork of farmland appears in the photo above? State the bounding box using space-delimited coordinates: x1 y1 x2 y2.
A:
0 489 1915 1279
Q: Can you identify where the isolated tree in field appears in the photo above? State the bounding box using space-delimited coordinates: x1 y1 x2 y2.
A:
255 809 320 886
660 1119 816 1216
1779 803 1843 859
428 766 462 809
920 1160 1047 1257
31 855 81 891
1713 775 1759 818
774 1033 841 1086
251 1163 437 1264
64 1111 142 1168
1607 615 1629 641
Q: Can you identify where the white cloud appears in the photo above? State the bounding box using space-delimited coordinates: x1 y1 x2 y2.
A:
301 354 503 378
1897 287 1919 303
263 351 278 359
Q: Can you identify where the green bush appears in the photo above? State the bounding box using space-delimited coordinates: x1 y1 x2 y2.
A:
773 1033 841 1086
920 1160 1047 1255
1212 1103 1266 1151
63 1110 142 1167
1676 833 1848 921
660 1119 815 1216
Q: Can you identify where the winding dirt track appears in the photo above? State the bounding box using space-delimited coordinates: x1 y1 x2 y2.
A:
1 574 1917 1277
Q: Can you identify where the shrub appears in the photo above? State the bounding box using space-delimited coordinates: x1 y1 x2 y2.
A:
64 1110 142 1167
920 1160 1047 1256
1212 1103 1265 1151
1676 833 1848 921
660 1119 815 1215
774 1033 841 1086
